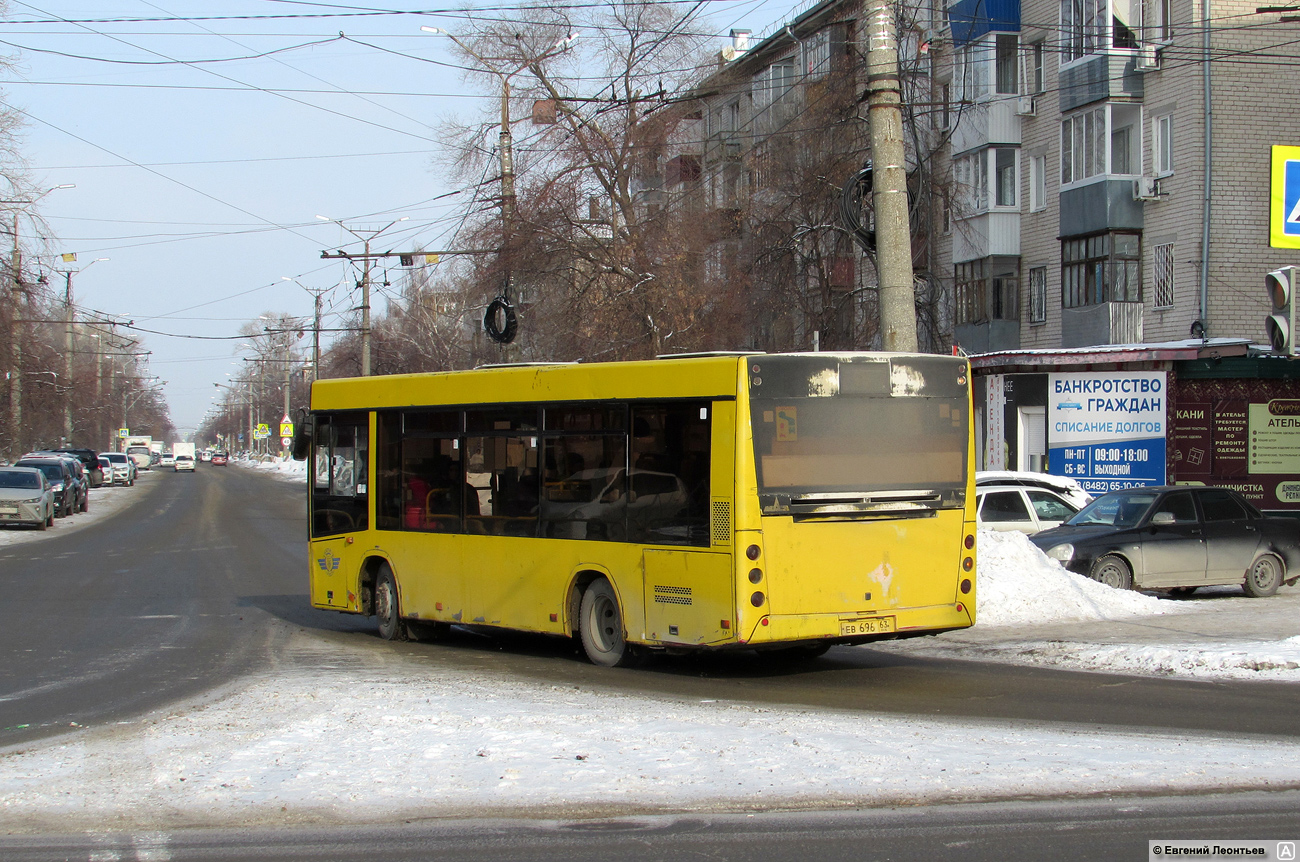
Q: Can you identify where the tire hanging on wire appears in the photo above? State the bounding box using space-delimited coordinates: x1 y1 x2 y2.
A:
484 295 517 344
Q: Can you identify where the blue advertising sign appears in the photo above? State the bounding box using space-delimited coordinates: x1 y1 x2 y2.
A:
1047 371 1167 494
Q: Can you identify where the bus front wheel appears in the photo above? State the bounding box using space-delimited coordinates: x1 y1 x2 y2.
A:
579 578 637 668
374 565 406 641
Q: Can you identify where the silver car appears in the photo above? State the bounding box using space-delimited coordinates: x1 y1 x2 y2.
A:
0 466 55 530
104 452 137 486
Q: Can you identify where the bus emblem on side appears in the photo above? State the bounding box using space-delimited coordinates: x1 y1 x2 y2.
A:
776 406 798 442
317 550 341 572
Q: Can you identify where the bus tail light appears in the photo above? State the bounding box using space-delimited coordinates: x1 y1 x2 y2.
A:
721 619 730 629
962 557 973 571
964 534 974 550
960 579 971 594
746 544 761 561
750 591 765 607
748 568 763 584
956 603 964 613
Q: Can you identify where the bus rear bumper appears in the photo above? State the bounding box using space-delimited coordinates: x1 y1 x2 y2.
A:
742 603 974 646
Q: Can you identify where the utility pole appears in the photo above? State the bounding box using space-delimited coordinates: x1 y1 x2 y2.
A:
63 270 73 445
316 217 409 376
9 212 21 455
864 0 919 352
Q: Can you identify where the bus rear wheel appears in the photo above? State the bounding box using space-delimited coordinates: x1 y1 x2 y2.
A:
374 565 407 641
579 578 637 667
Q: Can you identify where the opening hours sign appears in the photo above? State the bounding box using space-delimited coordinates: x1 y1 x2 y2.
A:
1047 370 1168 494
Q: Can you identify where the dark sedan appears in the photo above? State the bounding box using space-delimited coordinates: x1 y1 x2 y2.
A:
1030 486 1300 596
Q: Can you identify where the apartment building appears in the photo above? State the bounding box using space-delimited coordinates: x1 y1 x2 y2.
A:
949 0 1300 353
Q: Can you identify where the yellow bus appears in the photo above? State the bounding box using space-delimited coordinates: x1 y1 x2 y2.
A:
299 352 976 666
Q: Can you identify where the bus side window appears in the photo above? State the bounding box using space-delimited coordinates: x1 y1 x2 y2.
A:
628 402 710 546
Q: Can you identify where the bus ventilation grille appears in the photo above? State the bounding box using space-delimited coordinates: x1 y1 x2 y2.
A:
654 585 693 605
711 500 731 545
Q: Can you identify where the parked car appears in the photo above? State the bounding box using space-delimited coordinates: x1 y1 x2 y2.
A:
1031 486 1300 596
976 484 1080 534
173 454 195 472
0 466 55 529
211 451 229 466
53 447 105 488
975 471 1093 510
98 454 114 484
27 453 89 514
104 452 136 486
13 456 78 517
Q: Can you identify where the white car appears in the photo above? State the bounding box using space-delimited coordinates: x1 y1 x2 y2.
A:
976 483 1080 535
160 452 176 467
173 454 195 472
104 452 137 486
975 471 1093 510
0 466 56 530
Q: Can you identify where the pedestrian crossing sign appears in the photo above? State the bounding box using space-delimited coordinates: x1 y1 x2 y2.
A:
1272 145 1300 249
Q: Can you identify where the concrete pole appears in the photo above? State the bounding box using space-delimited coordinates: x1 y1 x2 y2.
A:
9 213 21 454
361 238 371 377
312 289 322 381
864 0 918 352
63 271 74 445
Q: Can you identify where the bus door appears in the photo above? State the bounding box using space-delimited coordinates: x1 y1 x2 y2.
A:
309 412 369 610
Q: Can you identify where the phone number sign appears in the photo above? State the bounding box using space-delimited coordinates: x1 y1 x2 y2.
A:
1047 371 1167 494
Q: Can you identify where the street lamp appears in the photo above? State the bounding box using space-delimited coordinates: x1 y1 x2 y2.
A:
56 257 109 445
315 215 408 377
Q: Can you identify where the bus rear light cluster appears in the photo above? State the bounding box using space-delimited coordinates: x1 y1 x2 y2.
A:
750 591 765 607
746 544 761 561
748 568 763 584
964 534 975 550
962 557 973 572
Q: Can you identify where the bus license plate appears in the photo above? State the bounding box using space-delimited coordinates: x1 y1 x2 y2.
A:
840 617 895 636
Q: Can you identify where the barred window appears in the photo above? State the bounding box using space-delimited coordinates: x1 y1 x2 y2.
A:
1029 266 1048 323
1062 232 1142 308
1153 243 1174 309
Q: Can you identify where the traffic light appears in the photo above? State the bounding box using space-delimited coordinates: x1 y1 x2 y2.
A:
1266 266 1298 354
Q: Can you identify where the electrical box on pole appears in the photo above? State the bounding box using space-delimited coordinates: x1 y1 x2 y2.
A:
1265 265 1298 354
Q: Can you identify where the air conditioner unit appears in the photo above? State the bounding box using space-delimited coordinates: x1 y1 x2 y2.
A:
1133 176 1162 200
1135 43 1161 71
1016 96 1036 116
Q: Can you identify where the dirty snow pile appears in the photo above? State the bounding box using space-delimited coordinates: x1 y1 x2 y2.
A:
973 529 1173 626
239 456 308 483
2 661 1299 833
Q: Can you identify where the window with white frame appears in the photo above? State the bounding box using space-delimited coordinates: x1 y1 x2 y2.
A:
755 59 796 110
1153 113 1173 175
955 150 988 213
1143 0 1172 41
1061 0 1104 61
956 41 990 102
1113 0 1139 47
1029 154 1047 211
1029 266 1048 323
1153 243 1174 308
1022 41 1045 94
995 148 1018 207
995 34 1018 94
1061 106 1105 184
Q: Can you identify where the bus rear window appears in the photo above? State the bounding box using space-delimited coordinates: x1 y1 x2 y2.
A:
749 355 968 511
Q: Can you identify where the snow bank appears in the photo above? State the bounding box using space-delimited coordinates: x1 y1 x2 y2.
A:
975 529 1171 627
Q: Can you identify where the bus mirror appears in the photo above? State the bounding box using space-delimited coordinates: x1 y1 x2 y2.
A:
291 414 314 461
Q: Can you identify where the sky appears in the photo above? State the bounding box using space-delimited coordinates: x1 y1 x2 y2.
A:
3 502 1299 831
0 1 806 435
